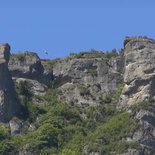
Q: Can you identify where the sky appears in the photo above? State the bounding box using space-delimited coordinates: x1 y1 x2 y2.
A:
0 0 155 59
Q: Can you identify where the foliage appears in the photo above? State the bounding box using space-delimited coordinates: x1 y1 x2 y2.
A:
69 49 119 59
0 125 9 140
0 88 140 154
11 53 25 62
112 83 124 102
86 112 139 154
18 81 32 98
102 94 112 103
130 101 153 114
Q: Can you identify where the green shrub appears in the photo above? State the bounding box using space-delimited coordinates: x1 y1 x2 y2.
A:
131 101 152 114
0 87 140 155
60 149 81 155
0 125 9 140
103 94 112 103
86 112 139 154
43 89 60 104
112 83 124 102
11 53 25 61
18 81 32 99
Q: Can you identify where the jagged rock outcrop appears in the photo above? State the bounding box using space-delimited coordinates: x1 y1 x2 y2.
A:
0 43 20 122
120 37 155 108
119 37 155 155
9 117 22 135
3 37 155 154
13 77 47 105
13 77 47 96
9 52 52 86
9 51 124 106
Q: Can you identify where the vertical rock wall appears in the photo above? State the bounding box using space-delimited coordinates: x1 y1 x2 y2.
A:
120 37 155 107
0 43 20 122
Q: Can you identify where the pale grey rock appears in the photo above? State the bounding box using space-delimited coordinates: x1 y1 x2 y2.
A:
119 149 141 155
28 123 36 132
19 144 39 155
119 148 153 155
120 37 155 107
9 52 124 106
9 52 52 87
9 117 22 135
88 152 100 155
9 52 41 76
132 107 155 148
118 37 155 152
52 57 123 106
13 77 47 96
13 77 47 105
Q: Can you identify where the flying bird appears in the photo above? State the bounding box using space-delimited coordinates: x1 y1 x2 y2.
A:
44 51 48 55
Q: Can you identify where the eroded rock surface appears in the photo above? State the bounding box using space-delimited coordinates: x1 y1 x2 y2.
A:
9 52 52 86
52 57 123 106
9 51 124 106
3 37 155 154
0 43 20 122
118 37 155 155
120 37 155 108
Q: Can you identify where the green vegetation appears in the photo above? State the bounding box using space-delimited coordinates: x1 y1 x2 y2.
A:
69 49 118 59
112 83 124 102
131 101 153 114
0 125 9 140
18 80 33 102
100 94 112 103
98 83 124 104
42 58 63 66
86 112 139 154
11 53 25 61
0 88 140 154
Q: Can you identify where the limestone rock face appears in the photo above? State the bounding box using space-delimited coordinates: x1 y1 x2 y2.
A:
9 52 41 75
118 37 155 154
0 43 20 122
9 51 124 106
52 57 123 106
9 52 52 86
120 37 155 107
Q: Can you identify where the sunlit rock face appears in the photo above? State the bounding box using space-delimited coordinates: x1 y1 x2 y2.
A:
119 37 155 108
115 37 155 155
51 57 124 106
8 52 52 87
8 50 124 106
0 43 20 122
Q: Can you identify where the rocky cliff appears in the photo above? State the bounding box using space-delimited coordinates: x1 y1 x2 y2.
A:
0 43 20 122
120 37 155 107
8 51 124 106
1 36 155 154
119 37 155 155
